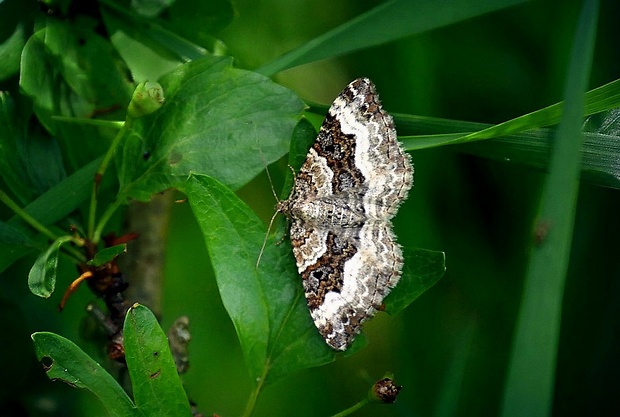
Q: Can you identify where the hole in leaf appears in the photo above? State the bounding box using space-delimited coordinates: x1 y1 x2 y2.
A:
41 356 53 371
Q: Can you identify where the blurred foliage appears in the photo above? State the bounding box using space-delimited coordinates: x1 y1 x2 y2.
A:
1 0 619 416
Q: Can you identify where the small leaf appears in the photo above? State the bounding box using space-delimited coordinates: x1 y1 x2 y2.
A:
28 235 74 298
124 304 191 417
88 244 127 267
31 332 137 417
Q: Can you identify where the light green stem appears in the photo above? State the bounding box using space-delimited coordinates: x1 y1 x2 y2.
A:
241 369 268 417
0 188 86 262
0 188 58 241
331 398 370 417
92 200 123 244
88 118 133 242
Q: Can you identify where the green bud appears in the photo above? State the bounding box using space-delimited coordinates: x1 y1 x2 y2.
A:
127 81 164 119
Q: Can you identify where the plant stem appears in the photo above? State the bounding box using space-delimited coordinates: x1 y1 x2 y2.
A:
92 199 123 244
330 398 371 417
0 188 58 241
0 189 86 263
88 118 133 242
241 368 268 417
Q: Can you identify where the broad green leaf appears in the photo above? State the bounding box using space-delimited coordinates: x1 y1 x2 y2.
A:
124 304 191 417
43 18 132 107
28 235 74 298
88 243 127 267
384 248 446 315
185 173 444 387
258 0 529 76
501 1 599 416
185 174 335 386
115 55 305 202
20 19 132 170
31 332 138 417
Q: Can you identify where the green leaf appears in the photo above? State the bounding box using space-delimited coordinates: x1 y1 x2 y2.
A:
0 92 67 201
258 0 529 76
28 235 74 298
501 1 599 416
31 332 138 417
99 0 232 81
0 92 36 205
19 19 132 170
0 21 25 81
185 173 444 388
88 243 127 267
164 0 234 40
384 248 446 315
0 157 106 274
0 221 32 245
116 55 305 201
185 174 335 386
124 304 191 417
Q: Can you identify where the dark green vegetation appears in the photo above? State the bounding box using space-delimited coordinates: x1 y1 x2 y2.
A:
1 0 619 416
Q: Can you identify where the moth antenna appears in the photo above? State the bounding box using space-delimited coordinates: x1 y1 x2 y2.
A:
256 154 298 268
256 209 280 269
264 164 280 202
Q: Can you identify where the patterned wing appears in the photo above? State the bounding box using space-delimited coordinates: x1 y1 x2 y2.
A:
299 221 402 351
326 78 413 218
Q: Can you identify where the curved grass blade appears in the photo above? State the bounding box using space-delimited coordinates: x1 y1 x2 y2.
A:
258 0 529 76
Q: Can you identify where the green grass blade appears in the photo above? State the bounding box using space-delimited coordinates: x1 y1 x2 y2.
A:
257 0 529 76
305 79 620 189
395 78 620 149
501 1 599 416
